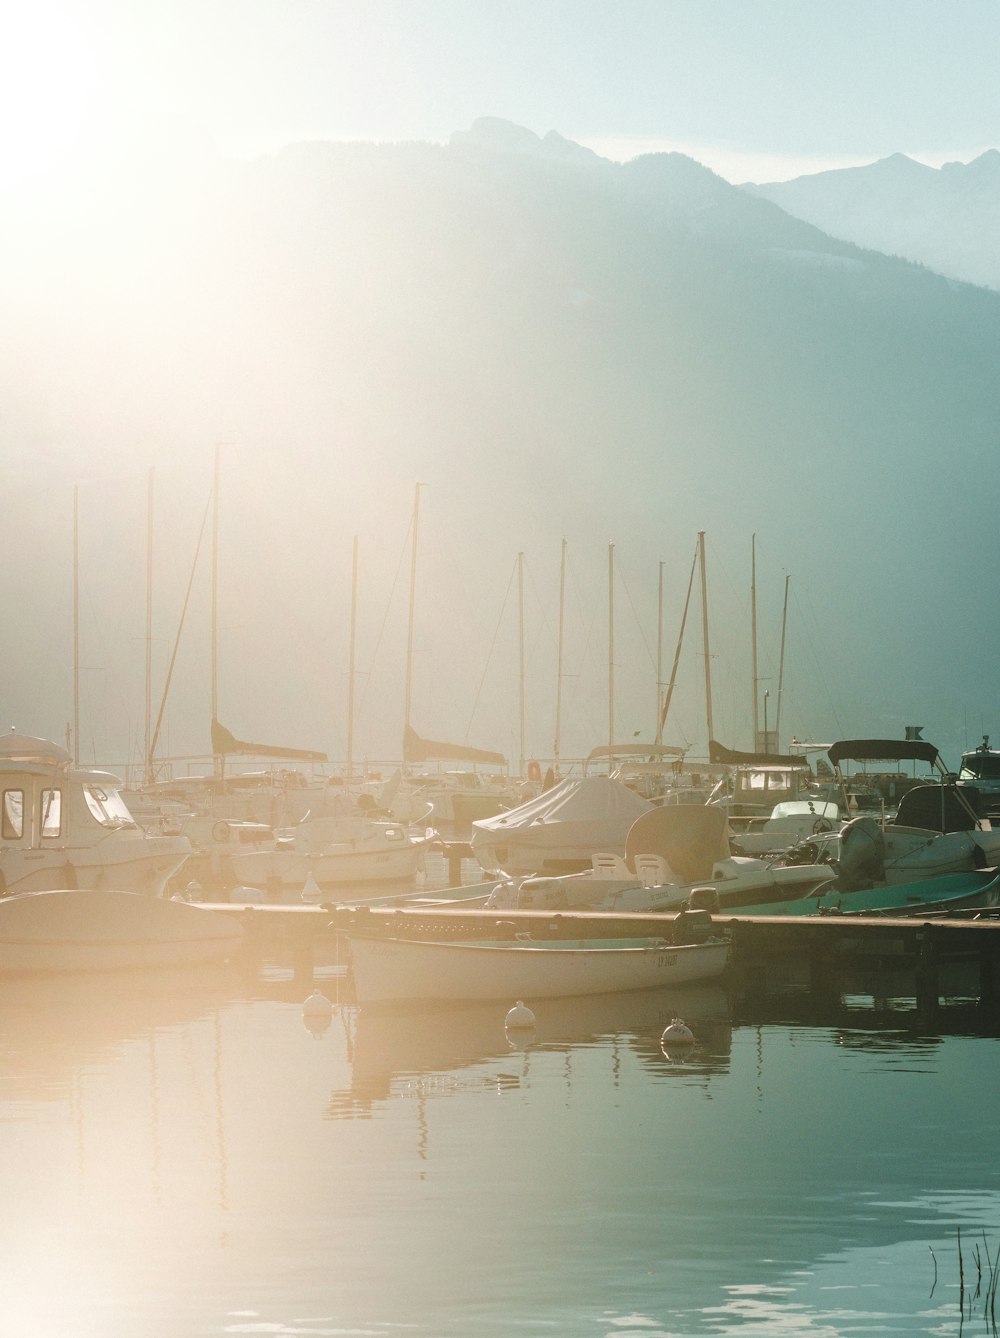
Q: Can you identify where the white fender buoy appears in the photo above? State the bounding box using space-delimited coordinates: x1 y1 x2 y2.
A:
301 872 324 902
505 1000 536 1029
303 990 334 1018
661 1018 695 1047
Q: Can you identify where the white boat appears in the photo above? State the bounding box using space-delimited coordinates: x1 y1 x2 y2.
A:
483 802 836 913
0 887 243 973
229 814 436 892
346 929 731 1005
0 731 191 898
728 799 843 855
471 775 654 876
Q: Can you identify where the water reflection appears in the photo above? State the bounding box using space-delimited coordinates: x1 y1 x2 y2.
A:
328 983 733 1116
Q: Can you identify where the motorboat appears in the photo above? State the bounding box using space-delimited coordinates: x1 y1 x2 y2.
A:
958 736 1000 818
732 867 1000 917
0 887 243 973
228 813 437 893
0 731 191 898
344 921 731 1005
789 740 1000 890
728 799 843 855
482 803 836 914
470 775 654 877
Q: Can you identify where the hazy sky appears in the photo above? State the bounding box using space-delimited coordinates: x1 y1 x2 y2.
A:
3 0 998 190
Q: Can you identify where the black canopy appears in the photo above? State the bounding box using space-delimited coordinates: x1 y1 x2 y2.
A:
827 738 940 768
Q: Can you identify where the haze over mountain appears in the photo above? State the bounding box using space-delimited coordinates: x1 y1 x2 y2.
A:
746 150 1000 291
2 118 998 770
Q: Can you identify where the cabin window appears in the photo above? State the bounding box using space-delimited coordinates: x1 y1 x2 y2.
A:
83 785 137 829
41 788 62 837
2 789 24 840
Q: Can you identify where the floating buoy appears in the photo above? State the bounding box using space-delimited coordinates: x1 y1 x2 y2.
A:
303 990 334 1018
505 1000 536 1029
661 1017 695 1047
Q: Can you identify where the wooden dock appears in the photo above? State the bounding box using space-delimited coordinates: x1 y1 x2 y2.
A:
203 898 1000 1007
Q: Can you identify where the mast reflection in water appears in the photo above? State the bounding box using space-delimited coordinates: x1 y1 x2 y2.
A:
0 956 997 1336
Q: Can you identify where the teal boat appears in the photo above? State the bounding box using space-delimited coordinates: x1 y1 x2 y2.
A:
732 868 1000 917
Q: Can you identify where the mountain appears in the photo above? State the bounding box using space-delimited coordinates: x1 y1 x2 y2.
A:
2 118 1000 765
745 150 1000 290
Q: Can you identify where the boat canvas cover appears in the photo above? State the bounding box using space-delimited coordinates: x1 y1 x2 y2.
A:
211 719 328 763
625 804 730 882
403 725 507 768
827 738 941 768
709 739 807 769
472 776 652 851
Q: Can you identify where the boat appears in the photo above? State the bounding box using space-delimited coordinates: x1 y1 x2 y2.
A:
0 887 244 973
483 802 836 913
344 922 731 1005
795 739 1000 889
728 798 843 855
0 730 192 898
958 736 1000 818
732 867 1000 917
228 813 437 892
470 774 654 876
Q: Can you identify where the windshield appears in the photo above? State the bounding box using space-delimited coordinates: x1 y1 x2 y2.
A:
83 785 138 828
960 755 1000 782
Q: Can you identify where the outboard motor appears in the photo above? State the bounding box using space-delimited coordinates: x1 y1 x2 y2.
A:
837 815 885 891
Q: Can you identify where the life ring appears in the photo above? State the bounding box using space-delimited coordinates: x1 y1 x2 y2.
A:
527 760 542 784
812 817 833 834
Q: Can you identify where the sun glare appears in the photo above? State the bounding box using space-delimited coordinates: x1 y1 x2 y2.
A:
0 5 98 189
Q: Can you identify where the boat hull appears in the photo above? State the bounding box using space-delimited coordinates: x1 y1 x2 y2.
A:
347 934 730 1004
734 869 1000 917
0 888 244 973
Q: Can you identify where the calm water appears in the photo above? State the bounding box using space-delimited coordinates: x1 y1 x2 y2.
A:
2 935 999 1338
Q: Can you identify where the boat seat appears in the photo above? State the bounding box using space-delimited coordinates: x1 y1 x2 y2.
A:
591 852 631 880
633 853 671 888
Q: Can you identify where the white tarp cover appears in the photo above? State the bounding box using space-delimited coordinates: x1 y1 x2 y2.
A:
471 775 653 854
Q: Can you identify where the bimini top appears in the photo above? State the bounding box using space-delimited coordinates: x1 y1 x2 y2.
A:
0 730 71 766
827 738 941 768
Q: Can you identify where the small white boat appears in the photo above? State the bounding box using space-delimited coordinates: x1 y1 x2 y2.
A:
0 888 244 974
229 814 435 892
346 929 730 1005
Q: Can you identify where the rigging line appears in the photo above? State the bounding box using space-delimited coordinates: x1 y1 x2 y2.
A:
656 538 699 743
356 516 413 719
788 582 846 736
616 559 658 673
148 484 213 768
465 556 518 741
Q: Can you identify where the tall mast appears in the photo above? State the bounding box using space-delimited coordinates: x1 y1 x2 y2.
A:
775 573 790 749
210 442 220 746
656 559 665 737
698 531 714 747
554 537 566 770
751 533 759 750
72 482 80 767
347 534 358 781
517 550 525 778
607 541 615 772
403 482 422 752
145 467 154 782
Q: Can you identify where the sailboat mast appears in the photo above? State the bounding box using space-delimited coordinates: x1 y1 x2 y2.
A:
554 537 566 769
751 533 759 750
347 534 358 782
145 467 154 782
403 482 422 752
210 443 220 755
517 550 525 778
656 559 664 736
608 541 615 773
72 482 80 767
698 531 714 747
775 573 790 748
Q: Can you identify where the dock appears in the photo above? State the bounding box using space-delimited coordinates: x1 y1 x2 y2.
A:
204 898 1000 1009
